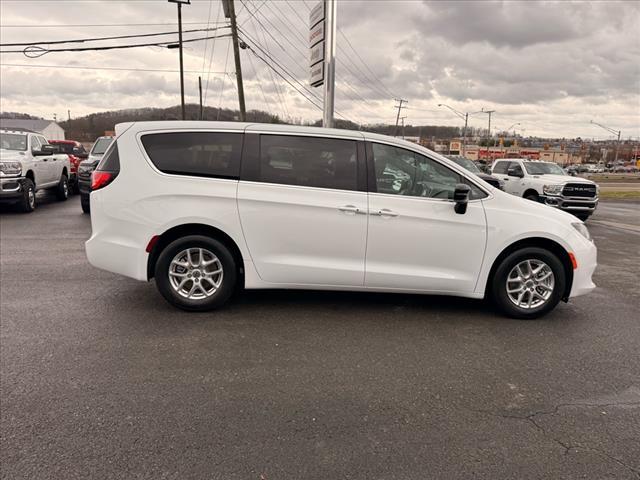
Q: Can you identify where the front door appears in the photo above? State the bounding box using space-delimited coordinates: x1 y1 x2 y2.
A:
365 142 487 294
238 134 368 286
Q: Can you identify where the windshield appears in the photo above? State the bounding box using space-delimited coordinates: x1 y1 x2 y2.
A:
447 155 481 173
0 133 27 151
91 137 113 155
523 162 565 175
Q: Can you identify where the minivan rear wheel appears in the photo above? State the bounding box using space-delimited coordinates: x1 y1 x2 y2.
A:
154 235 237 311
490 247 566 319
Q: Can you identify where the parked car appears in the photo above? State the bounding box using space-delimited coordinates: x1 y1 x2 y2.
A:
78 136 113 213
0 129 71 212
446 155 504 190
86 122 596 319
491 159 599 221
49 139 88 193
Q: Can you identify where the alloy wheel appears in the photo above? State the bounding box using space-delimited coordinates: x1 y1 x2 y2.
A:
168 248 223 300
506 259 555 309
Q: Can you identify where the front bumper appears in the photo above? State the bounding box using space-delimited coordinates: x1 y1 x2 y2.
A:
0 177 25 203
540 195 598 215
569 237 597 298
78 178 91 195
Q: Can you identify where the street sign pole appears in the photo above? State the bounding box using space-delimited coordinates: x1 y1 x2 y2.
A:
323 0 336 128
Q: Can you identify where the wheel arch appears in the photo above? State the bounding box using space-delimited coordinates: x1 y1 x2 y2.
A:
61 166 68 178
522 188 540 199
484 237 574 302
146 223 245 287
25 169 35 184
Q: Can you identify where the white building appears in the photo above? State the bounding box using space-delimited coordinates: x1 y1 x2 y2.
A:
0 119 65 140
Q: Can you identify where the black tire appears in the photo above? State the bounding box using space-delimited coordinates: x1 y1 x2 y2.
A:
154 235 237 312
56 174 69 201
20 179 36 213
574 213 590 222
490 247 566 319
524 192 539 202
80 194 90 214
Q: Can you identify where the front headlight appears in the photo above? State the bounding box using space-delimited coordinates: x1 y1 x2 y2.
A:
0 162 22 176
543 184 563 195
572 222 591 242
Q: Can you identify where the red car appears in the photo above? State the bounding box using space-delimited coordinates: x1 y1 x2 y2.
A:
49 140 88 193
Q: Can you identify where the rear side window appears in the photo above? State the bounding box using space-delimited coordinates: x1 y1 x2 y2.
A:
96 141 120 171
258 135 358 191
493 161 510 174
141 132 242 179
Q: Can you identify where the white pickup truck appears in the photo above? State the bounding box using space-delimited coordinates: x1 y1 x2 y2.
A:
491 158 599 221
0 129 71 212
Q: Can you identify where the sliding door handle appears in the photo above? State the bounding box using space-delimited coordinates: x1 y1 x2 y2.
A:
338 205 363 215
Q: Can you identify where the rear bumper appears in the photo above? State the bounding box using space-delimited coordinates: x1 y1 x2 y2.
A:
85 191 150 281
540 195 598 216
0 177 25 203
569 239 597 298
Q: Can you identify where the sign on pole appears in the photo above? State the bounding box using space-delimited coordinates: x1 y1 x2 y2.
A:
310 62 324 87
309 1 325 87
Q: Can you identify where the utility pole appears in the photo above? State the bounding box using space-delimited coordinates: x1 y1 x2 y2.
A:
198 76 203 120
481 108 495 148
393 98 407 137
437 104 483 158
67 110 70 121
168 0 190 120
223 0 246 121
400 116 407 139
590 120 621 164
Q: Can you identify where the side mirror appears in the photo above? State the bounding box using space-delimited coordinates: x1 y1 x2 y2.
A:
453 183 471 214
507 167 523 178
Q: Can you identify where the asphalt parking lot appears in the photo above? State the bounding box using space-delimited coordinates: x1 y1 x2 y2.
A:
1 194 639 479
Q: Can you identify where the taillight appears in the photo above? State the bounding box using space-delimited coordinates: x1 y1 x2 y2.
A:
91 171 117 191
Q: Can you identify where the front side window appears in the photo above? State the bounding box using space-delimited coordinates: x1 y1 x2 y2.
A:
372 143 485 200
141 132 242 179
30 136 41 151
509 163 524 176
258 135 358 191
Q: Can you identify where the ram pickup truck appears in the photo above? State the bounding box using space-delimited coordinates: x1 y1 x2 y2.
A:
491 158 599 221
49 139 88 193
0 129 72 212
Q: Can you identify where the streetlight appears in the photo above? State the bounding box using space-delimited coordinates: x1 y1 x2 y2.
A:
437 104 483 157
506 122 521 136
590 120 621 164
168 0 191 120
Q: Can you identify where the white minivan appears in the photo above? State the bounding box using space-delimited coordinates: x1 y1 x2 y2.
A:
86 122 596 319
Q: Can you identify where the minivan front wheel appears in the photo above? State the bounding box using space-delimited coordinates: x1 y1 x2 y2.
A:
490 247 566 319
154 235 237 311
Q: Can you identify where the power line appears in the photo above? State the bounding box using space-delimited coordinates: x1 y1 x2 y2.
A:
247 12 289 120
0 26 229 47
244 45 323 112
203 0 224 109
0 33 233 56
0 22 225 28
0 63 227 74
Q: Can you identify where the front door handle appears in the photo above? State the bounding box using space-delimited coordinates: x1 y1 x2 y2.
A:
372 208 398 217
338 205 363 215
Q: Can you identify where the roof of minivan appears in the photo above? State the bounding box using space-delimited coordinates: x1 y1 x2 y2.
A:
116 121 433 150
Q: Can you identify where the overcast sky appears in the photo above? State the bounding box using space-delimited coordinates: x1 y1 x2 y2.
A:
1 0 639 139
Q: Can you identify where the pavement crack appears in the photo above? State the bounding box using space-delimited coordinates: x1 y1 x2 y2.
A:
469 404 640 477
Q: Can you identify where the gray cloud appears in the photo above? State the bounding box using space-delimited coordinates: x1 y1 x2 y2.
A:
0 0 638 138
